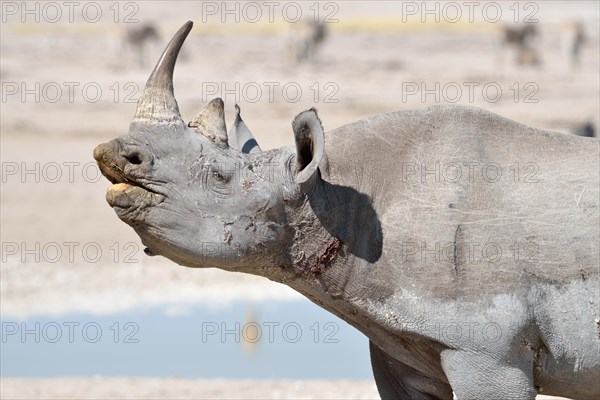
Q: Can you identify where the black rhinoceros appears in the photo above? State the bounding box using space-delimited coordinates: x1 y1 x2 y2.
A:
94 22 600 400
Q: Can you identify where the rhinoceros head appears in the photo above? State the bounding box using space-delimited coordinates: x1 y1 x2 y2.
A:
93 21 324 271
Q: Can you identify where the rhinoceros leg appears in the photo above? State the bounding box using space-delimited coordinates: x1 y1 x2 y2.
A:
440 349 536 400
369 340 453 400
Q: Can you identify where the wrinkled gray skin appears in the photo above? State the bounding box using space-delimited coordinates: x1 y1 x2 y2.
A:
94 22 600 399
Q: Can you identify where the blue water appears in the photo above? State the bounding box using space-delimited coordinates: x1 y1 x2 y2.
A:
0 300 372 379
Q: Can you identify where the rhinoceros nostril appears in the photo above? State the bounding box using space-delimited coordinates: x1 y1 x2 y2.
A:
125 153 143 165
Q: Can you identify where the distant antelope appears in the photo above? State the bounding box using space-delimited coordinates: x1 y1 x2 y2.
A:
500 24 541 66
121 23 161 68
561 20 586 68
285 19 328 63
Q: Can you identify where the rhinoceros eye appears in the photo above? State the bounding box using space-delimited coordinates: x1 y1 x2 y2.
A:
204 163 233 197
211 168 231 183
199 162 234 197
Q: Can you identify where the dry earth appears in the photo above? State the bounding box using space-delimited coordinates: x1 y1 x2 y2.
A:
0 378 571 399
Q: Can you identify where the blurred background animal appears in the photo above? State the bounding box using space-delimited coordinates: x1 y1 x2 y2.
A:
572 121 596 138
285 19 328 63
500 23 541 66
561 19 586 68
121 23 161 68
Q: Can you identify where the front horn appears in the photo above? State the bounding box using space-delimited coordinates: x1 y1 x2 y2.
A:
131 21 193 126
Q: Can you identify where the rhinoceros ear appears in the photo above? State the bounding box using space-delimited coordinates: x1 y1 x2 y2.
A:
228 104 261 154
188 98 228 146
292 108 324 184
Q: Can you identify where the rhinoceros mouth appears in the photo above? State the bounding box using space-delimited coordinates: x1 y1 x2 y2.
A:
97 162 164 209
105 182 164 210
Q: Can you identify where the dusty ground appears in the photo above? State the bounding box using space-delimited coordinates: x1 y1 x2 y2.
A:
0 378 378 399
0 378 570 400
1 1 598 399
